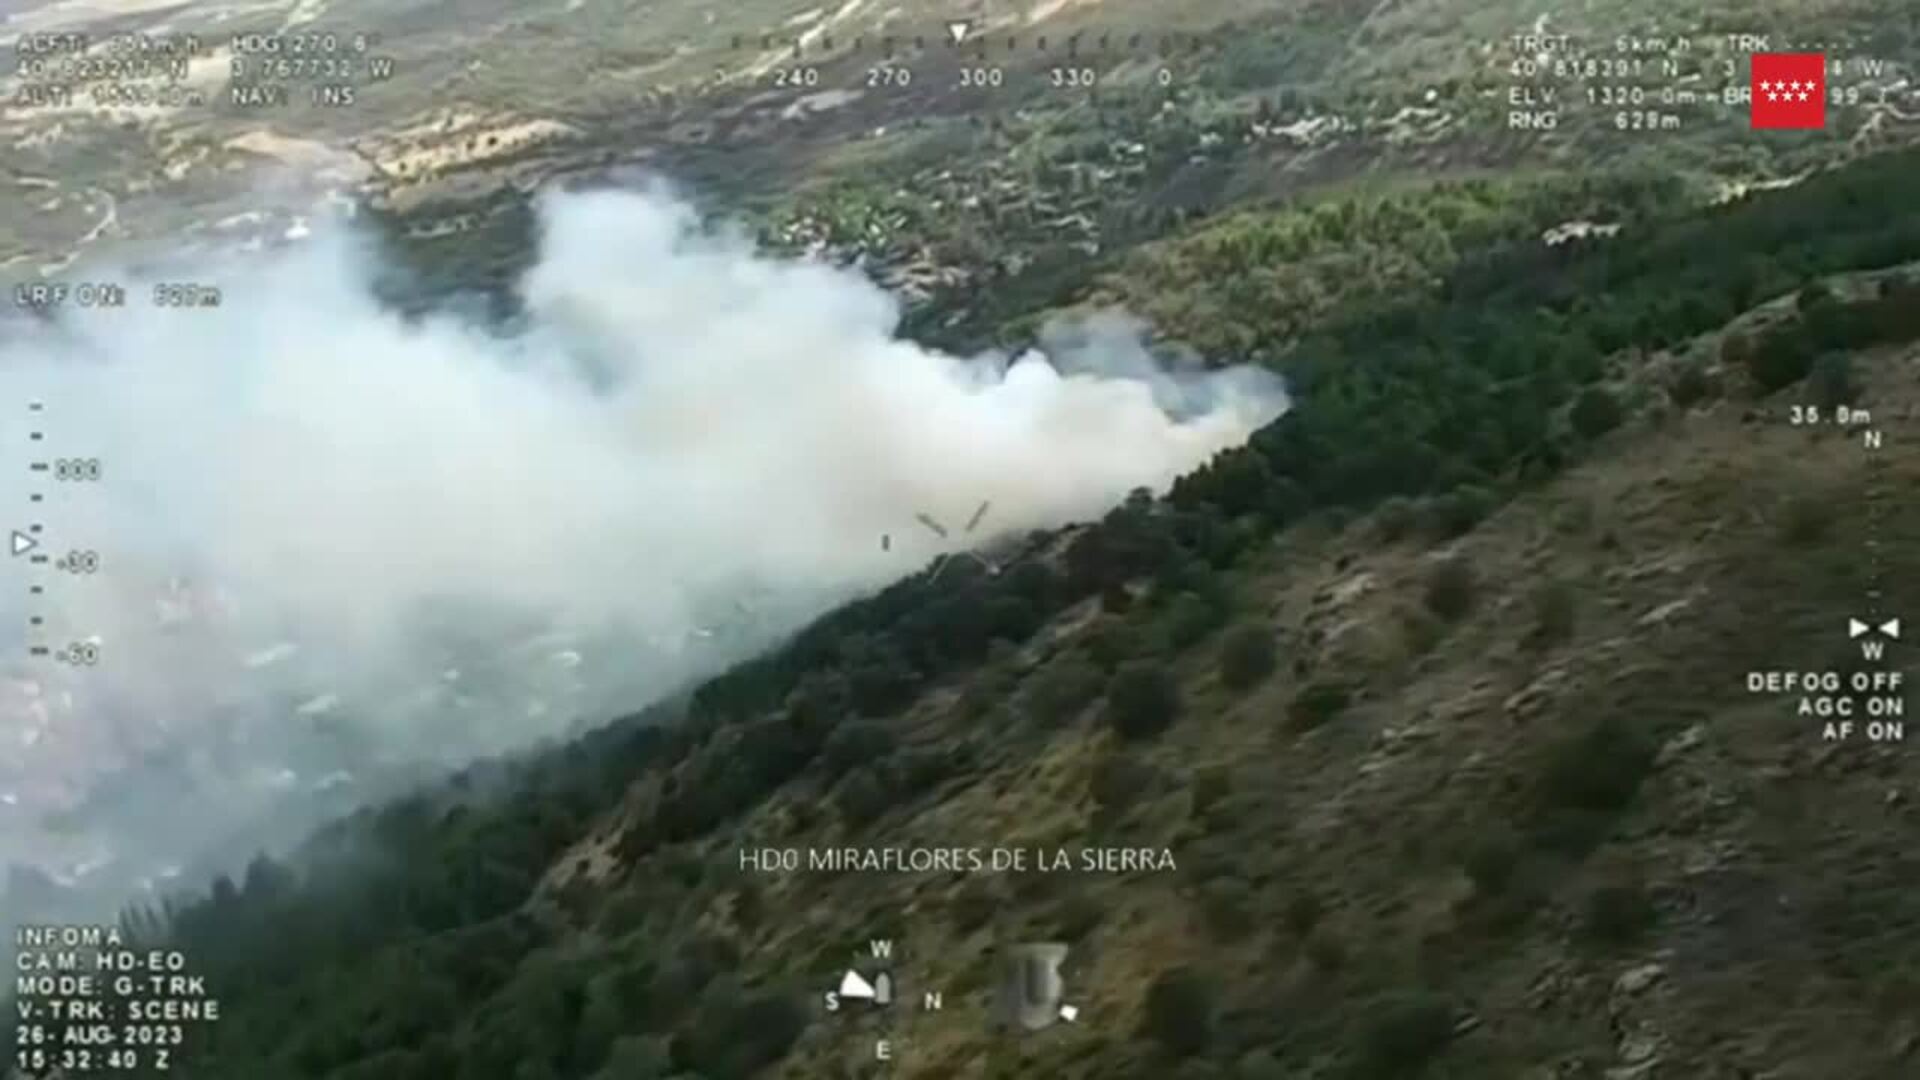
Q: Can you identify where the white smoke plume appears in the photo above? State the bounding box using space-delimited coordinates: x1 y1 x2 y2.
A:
0 183 1288 909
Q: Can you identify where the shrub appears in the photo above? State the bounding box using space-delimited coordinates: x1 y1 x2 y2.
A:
1422 557 1476 622
1164 591 1230 652
1027 658 1104 724
1219 622 1278 690
834 766 894 828
1540 717 1655 814
1374 496 1417 541
1809 352 1856 412
1569 385 1624 439
1284 892 1324 936
593 1035 672 1080
1090 752 1157 814
1356 993 1455 1076
1198 880 1255 941
1422 485 1494 540
1667 361 1715 407
1795 280 1835 311
1142 967 1215 1057
1086 620 1145 670
1288 680 1352 730
1464 834 1520 895
1718 330 1755 370
1190 765 1233 815
950 879 999 933
1235 1050 1287 1080
820 721 896 780
1583 881 1657 944
1779 492 1832 546
1746 324 1815 391
1397 604 1446 656
1532 718 1656 855
1304 929 1346 972
673 980 808 1079
1526 579 1577 649
1108 662 1182 740
1047 892 1105 941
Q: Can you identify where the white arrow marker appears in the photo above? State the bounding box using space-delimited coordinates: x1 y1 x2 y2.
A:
946 20 970 45
1881 618 1902 640
839 970 877 1000
1850 617 1870 639
9 531 35 557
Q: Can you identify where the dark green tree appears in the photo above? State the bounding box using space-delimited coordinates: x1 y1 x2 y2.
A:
1107 662 1182 739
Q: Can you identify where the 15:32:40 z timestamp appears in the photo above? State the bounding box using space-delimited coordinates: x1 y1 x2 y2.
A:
15 1047 176 1072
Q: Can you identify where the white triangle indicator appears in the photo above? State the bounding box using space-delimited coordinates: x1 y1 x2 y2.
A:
838 970 876 1000
947 20 970 45
9 531 35 557
1881 618 1901 640
1850 618 1870 639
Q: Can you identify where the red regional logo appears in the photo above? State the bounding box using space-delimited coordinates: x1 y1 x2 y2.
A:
1750 52 1827 129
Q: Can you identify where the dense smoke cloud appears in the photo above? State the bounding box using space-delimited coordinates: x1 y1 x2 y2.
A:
0 183 1288 912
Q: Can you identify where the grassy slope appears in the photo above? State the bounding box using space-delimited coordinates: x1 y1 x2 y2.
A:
540 324 1917 1079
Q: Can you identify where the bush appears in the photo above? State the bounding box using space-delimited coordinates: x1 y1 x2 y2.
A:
1164 591 1231 652
1090 752 1157 814
593 1035 672 1080
1141 967 1215 1056
1464 834 1520 895
1525 579 1577 650
1532 718 1656 855
1810 352 1856 412
672 980 808 1079
1746 323 1816 391
1540 718 1655 814
1374 496 1417 541
1288 680 1352 730
950 879 999 933
1086 620 1145 670
1356 993 1455 1076
1795 280 1835 311
1569 385 1624 439
1027 658 1104 724
1304 929 1346 972
1190 766 1232 815
1219 622 1278 690
1107 662 1182 740
1397 604 1446 657
1779 492 1833 546
1284 892 1325 936
1666 362 1715 408
1421 485 1494 540
820 721 896 780
1235 1050 1287 1080
1199 880 1256 941
1047 892 1106 941
1422 557 1476 622
1718 330 1755 370
1583 881 1657 944
834 766 895 828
